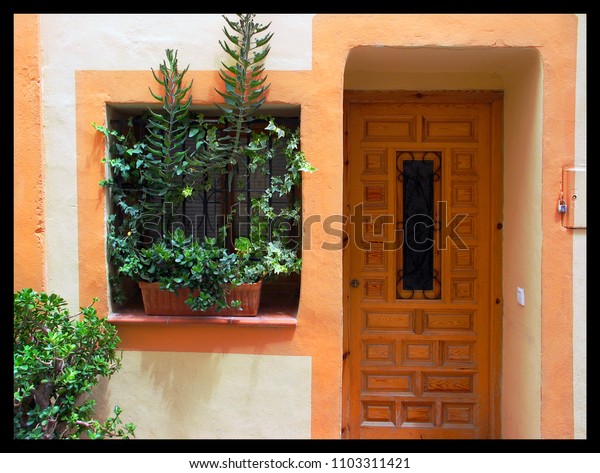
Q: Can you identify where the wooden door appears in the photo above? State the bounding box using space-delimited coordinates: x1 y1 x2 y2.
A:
343 92 503 439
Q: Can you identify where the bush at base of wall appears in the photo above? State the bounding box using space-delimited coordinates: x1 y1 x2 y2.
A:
13 288 136 439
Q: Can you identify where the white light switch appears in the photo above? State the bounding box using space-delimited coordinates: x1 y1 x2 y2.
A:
516 287 525 306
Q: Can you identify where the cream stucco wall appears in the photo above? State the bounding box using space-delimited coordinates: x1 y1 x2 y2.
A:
92 352 311 439
573 13 586 440
501 50 543 439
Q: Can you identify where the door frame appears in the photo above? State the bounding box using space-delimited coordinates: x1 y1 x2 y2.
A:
341 90 504 439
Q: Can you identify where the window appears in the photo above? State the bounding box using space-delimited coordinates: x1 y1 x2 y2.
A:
105 107 303 322
109 113 300 247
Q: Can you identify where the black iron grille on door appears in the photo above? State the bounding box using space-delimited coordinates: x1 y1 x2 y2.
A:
396 150 442 300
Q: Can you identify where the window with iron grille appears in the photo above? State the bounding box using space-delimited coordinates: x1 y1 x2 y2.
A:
105 108 304 310
108 113 301 251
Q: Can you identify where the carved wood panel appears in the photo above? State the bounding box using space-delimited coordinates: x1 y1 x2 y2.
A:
346 98 499 439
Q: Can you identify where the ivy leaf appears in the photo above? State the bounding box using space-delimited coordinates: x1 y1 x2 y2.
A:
265 120 285 138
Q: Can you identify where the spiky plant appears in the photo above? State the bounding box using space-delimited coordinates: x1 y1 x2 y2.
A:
215 13 273 188
145 49 231 206
147 49 193 170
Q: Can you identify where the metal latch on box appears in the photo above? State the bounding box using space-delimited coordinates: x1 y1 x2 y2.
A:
561 166 586 229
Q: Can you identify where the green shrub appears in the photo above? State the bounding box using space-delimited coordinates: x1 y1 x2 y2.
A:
13 288 136 439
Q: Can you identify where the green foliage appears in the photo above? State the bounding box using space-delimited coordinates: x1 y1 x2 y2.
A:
145 49 233 199
138 228 241 311
91 49 229 237
231 119 315 284
94 14 315 313
13 289 136 439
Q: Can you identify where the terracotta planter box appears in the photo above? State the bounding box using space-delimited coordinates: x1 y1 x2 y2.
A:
139 280 262 316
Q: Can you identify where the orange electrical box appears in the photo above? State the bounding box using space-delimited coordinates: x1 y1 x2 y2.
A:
562 166 586 229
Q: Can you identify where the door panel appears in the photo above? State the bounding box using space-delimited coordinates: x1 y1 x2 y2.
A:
344 97 501 439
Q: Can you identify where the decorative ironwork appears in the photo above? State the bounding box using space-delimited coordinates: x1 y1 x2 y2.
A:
396 151 441 182
396 151 442 299
397 269 442 300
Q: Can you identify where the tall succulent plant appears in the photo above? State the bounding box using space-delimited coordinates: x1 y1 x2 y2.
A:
215 13 273 188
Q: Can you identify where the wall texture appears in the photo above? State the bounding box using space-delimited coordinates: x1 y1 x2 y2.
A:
501 50 543 439
14 14 45 292
92 352 311 439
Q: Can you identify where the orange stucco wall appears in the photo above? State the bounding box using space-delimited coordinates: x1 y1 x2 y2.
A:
14 14 45 292
536 20 577 439
11 13 574 439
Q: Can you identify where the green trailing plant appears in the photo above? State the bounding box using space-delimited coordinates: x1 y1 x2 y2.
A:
231 119 314 284
13 288 136 439
93 14 315 312
92 50 226 304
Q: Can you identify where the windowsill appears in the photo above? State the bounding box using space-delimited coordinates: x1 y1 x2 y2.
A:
107 293 298 328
